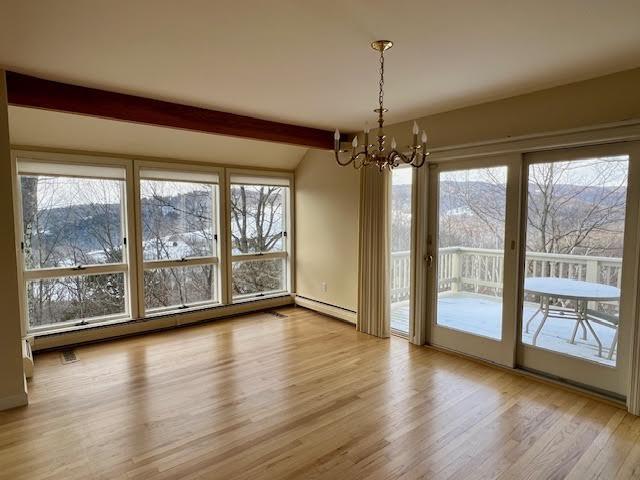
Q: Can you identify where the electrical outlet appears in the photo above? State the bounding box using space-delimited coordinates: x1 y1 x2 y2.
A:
321 282 327 293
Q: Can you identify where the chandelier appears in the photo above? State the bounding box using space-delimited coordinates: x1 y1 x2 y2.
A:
334 40 429 171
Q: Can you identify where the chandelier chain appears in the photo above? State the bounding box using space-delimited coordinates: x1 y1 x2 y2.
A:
333 40 429 171
378 49 384 119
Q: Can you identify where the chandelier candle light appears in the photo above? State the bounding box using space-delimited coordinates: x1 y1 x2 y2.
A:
334 40 429 171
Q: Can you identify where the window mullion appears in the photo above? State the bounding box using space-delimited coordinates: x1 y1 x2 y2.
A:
143 256 218 270
23 263 129 281
231 252 287 262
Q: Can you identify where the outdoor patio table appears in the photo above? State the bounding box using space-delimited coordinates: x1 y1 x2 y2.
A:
524 277 620 358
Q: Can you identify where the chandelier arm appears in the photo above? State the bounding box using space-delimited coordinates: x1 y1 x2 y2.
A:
354 152 369 169
386 149 430 168
387 150 406 165
411 151 429 168
334 150 355 166
353 150 368 160
336 149 370 167
391 150 416 165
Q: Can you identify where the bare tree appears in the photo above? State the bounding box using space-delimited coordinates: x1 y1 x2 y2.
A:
230 185 285 295
527 159 627 256
140 180 215 309
230 185 284 253
440 158 627 258
20 176 126 326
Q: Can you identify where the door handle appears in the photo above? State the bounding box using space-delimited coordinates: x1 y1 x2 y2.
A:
426 254 434 267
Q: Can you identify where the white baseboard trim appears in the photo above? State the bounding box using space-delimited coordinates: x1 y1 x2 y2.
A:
0 390 28 411
295 296 357 324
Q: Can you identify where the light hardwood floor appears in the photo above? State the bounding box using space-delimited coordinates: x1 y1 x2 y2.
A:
1 307 640 480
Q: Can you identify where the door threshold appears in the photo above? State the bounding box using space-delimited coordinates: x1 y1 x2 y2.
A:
424 342 627 411
390 328 409 339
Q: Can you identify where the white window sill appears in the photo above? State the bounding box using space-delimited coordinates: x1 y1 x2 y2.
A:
232 291 290 304
31 294 292 339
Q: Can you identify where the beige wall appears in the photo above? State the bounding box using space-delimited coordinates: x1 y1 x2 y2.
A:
0 71 27 410
295 149 359 312
385 67 640 149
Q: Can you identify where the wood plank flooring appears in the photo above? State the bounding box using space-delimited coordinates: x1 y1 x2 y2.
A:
1 306 639 479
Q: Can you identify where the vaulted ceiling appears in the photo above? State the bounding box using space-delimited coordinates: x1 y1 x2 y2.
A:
3 0 640 167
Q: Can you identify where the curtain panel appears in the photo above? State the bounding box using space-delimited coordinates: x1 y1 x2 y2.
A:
357 167 390 338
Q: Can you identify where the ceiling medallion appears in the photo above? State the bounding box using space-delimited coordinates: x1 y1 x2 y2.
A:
334 40 429 171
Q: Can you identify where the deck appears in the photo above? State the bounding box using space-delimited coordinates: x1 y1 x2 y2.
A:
391 292 616 366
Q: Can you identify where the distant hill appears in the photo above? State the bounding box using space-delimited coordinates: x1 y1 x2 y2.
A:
392 181 626 214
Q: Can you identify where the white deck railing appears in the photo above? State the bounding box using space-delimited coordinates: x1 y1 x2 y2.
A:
390 247 623 308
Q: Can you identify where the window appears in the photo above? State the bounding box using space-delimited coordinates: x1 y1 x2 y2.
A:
139 167 220 314
14 153 294 335
17 158 131 331
229 174 290 300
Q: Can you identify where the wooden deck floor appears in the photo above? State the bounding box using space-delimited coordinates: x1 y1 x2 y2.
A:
1 306 639 479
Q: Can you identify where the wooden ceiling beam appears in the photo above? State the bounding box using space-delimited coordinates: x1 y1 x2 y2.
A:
5 71 336 150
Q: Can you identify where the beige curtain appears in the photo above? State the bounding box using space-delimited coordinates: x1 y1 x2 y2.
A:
357 166 390 337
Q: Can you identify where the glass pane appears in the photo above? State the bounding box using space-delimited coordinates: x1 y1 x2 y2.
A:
27 273 126 329
232 258 285 298
436 166 507 340
390 168 412 334
20 175 124 269
521 156 628 366
144 265 217 311
230 185 286 254
140 179 216 261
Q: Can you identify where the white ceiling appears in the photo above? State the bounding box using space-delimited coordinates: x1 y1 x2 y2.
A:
2 0 640 164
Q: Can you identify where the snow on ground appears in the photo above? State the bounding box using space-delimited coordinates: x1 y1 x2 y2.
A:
391 292 616 366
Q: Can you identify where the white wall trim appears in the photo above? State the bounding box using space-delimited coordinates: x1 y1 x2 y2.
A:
626 142 640 415
295 296 357 324
0 391 28 411
32 295 294 351
409 165 428 345
425 118 640 162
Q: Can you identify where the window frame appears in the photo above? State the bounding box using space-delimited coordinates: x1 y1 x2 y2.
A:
12 150 138 334
226 169 294 303
134 161 224 317
12 151 295 336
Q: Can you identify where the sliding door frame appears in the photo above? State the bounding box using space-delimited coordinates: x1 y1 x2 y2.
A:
425 153 522 367
516 142 640 397
409 164 429 344
412 119 640 412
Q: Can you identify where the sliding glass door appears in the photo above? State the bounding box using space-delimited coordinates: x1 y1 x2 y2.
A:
422 142 640 396
426 155 521 366
517 143 640 395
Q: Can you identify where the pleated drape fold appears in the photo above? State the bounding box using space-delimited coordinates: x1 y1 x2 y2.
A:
357 167 390 338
